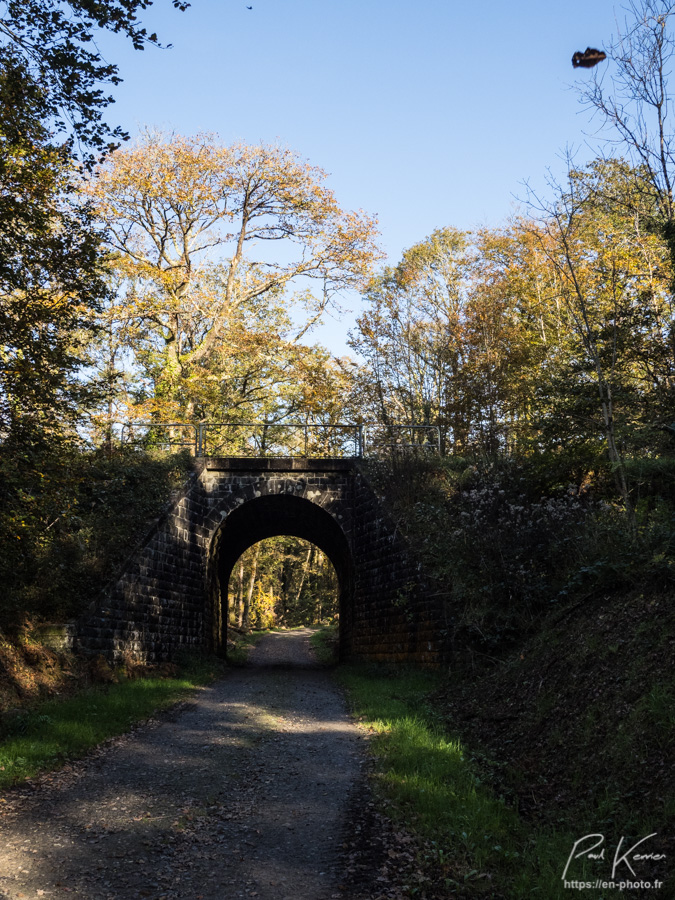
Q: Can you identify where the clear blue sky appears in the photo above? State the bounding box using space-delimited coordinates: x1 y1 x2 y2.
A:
96 0 623 353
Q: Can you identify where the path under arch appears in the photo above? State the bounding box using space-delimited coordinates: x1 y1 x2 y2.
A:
0 631 365 900
214 493 353 655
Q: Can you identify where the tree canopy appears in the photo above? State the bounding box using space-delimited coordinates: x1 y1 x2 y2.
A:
0 0 189 159
0 0 190 442
88 132 381 428
352 160 674 472
0 55 108 441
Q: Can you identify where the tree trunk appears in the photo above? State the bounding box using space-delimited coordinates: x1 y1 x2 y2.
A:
236 558 245 629
243 544 259 631
294 544 314 621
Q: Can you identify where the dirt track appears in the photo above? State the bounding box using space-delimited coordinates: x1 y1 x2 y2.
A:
0 629 366 900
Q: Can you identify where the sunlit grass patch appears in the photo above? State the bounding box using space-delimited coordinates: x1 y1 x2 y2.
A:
0 654 223 790
338 663 622 898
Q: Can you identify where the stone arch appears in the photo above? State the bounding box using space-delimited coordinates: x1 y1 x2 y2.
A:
75 458 444 666
207 494 354 658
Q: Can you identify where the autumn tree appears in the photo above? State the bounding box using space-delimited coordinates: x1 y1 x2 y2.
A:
350 228 475 451
578 1 675 332
350 227 538 455
229 538 338 631
89 132 380 426
462 227 543 454
352 159 674 474
524 161 673 509
0 57 108 441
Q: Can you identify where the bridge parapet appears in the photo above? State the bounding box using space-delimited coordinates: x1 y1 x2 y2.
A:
115 422 441 458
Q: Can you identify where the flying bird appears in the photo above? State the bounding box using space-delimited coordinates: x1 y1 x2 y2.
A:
246 5 252 8
572 47 607 68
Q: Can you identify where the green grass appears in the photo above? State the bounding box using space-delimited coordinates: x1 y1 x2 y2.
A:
338 663 631 898
310 623 339 665
226 628 268 666
0 654 222 790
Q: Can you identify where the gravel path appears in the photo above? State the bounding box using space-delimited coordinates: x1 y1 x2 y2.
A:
0 629 366 900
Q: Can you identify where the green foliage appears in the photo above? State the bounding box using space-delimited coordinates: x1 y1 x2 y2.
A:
0 55 109 441
0 0 189 161
370 454 675 651
0 445 192 629
0 1 189 444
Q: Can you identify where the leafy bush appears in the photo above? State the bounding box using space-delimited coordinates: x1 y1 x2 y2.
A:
0 443 193 629
367 454 675 651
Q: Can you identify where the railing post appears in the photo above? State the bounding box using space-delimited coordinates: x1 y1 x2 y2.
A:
304 423 308 457
196 424 204 457
358 424 365 458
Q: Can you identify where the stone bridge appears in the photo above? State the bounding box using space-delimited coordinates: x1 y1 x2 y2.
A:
75 458 446 665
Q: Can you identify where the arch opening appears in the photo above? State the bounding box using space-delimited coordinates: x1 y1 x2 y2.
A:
229 537 338 631
210 494 354 659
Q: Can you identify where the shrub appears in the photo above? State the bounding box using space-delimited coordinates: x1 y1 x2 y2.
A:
0 444 193 629
368 454 675 652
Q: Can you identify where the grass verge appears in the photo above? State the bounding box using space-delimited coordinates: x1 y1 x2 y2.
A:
310 623 339 665
0 653 223 791
337 663 642 899
226 629 268 666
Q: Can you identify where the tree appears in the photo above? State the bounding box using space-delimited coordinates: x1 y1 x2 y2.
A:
462 227 542 454
351 162 674 474
350 227 537 455
0 56 108 441
526 160 672 510
88 132 381 423
350 228 475 451
0 0 190 162
0 0 194 623
0 0 192 442
579 1 675 292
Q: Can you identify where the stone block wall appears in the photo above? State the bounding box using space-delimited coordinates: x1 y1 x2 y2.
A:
350 466 445 666
75 468 212 662
196 458 357 658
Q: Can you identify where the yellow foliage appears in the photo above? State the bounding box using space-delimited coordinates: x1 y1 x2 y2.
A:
87 131 381 425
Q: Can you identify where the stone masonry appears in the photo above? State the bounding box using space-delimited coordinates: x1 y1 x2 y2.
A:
74 458 446 666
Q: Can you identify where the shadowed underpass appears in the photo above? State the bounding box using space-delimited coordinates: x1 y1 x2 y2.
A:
0 631 366 900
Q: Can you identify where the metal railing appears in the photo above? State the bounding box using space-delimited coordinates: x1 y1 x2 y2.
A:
361 424 441 457
199 423 362 458
118 422 199 453
116 421 442 459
